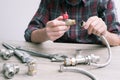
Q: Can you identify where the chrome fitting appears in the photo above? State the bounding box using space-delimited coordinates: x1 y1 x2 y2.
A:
79 21 86 27
0 49 14 60
3 63 19 79
64 54 100 66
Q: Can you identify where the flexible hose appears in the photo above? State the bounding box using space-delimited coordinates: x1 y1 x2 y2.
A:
59 35 111 80
90 35 112 68
59 65 97 80
79 21 112 68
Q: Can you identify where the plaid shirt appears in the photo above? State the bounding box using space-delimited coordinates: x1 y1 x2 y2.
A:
24 0 120 44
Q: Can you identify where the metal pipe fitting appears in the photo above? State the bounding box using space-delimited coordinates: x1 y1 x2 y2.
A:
64 19 76 26
1 43 37 76
79 21 86 27
64 54 100 66
3 63 19 79
27 60 37 76
0 49 14 60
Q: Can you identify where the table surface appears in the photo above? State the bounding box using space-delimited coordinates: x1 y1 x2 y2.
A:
0 41 120 80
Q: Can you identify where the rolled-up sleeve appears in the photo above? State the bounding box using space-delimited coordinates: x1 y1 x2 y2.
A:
24 0 50 42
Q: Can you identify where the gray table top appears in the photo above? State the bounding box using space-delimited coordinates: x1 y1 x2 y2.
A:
0 41 120 80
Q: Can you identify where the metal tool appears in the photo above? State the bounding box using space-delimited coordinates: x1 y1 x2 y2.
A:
17 48 68 62
2 43 35 63
2 43 68 62
17 47 67 62
2 42 68 75
2 42 37 76
3 63 19 79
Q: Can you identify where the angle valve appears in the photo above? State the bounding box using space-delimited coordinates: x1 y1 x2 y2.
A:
64 54 100 66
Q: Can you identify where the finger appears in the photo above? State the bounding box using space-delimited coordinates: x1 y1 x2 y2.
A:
84 16 98 29
92 21 103 35
97 27 106 35
95 28 104 36
48 30 66 41
47 20 66 27
53 31 66 37
90 20 102 34
55 16 64 20
93 19 107 36
87 20 99 34
49 26 69 32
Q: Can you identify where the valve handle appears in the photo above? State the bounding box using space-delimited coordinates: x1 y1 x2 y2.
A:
62 12 69 20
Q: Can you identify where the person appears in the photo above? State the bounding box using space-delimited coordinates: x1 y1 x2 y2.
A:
24 0 120 46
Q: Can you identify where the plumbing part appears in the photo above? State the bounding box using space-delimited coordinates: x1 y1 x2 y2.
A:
63 36 111 68
64 19 76 26
80 21 112 68
3 63 19 79
62 12 69 20
64 54 100 66
0 49 14 60
79 20 86 27
2 43 37 76
59 65 97 80
27 60 37 76
59 20 111 80
62 12 76 26
91 35 112 68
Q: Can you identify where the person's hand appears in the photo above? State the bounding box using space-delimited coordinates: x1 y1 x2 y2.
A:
84 16 107 36
45 16 70 41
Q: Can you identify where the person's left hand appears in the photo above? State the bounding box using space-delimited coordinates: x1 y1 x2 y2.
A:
84 16 107 36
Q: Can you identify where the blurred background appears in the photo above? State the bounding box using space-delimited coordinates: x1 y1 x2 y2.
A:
0 0 40 41
0 0 120 41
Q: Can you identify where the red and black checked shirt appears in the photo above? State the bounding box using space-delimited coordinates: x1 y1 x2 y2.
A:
24 0 120 44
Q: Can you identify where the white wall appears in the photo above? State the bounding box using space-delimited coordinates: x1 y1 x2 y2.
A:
114 0 120 21
0 0 119 41
0 0 40 41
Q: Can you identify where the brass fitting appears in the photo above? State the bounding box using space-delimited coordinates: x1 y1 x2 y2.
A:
27 60 37 76
64 19 76 26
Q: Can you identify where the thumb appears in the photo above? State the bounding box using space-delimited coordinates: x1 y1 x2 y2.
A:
55 16 64 21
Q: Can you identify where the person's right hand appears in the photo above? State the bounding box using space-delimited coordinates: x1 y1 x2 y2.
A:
45 16 70 41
